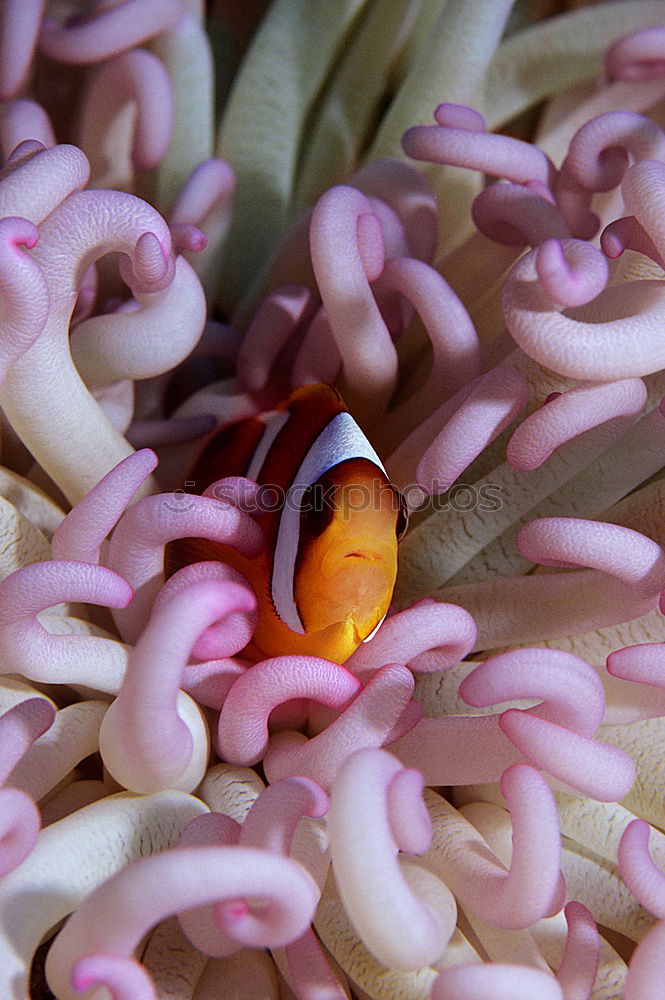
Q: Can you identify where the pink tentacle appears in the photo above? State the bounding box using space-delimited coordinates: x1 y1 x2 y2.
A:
345 599 476 681
237 284 318 392
100 579 256 792
506 378 647 471
416 367 529 494
217 656 361 766
283 928 349 1000
459 648 606 736
71 954 157 1000
387 767 432 856
554 111 665 237
263 663 419 788
372 256 481 401
0 216 50 383
176 811 242 957
607 642 665 690
499 710 636 801
0 186 177 503
214 779 329 949
445 763 562 929
170 159 236 228
71 263 99 325
328 747 454 970
600 214 665 268
0 786 41 876
352 157 438 262
0 0 46 99
556 901 600 1000
431 964 563 1000
501 236 665 379
203 476 262 513
106 492 262 643
619 818 665 919
0 142 89 223
472 182 570 247
0 98 54 156
45 846 320 996
309 184 396 423
51 449 158 563
291 306 342 388
70 256 205 387
169 222 207 253
621 158 665 264
0 560 132 685
179 812 241 848
154 561 257 661
38 0 183 64
79 48 174 172
391 714 521 786
562 112 665 191
605 26 665 82
534 239 609 307
441 565 664 650
517 518 665 599
402 104 555 188
238 777 328 856
1 137 44 170
179 657 248 710
0 697 55 784
623 921 665 1000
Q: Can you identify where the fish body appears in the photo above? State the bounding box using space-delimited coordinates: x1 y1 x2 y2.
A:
168 383 405 663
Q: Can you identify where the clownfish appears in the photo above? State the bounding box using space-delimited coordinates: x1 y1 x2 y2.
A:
167 383 407 664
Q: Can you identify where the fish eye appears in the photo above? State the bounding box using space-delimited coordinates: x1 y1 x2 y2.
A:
299 481 335 538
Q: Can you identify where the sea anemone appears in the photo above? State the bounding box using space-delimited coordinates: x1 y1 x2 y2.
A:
3 2 665 998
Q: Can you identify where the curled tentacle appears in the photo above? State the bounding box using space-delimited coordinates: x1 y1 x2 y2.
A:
472 181 570 247
45 845 320 1000
78 48 174 186
0 561 131 690
606 26 665 82
352 157 438 263
502 237 665 379
506 378 647 471
554 112 665 237
309 184 396 424
71 954 157 1000
263 663 420 788
402 102 556 188
345 599 476 682
107 491 262 643
70 256 206 387
155 559 257 661
38 0 183 64
218 656 361 766
51 449 157 563
100 578 256 793
416 367 529 495
328 748 456 970
517 517 665 600
372 255 482 407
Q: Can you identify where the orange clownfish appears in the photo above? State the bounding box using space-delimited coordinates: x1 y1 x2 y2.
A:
168 383 407 664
